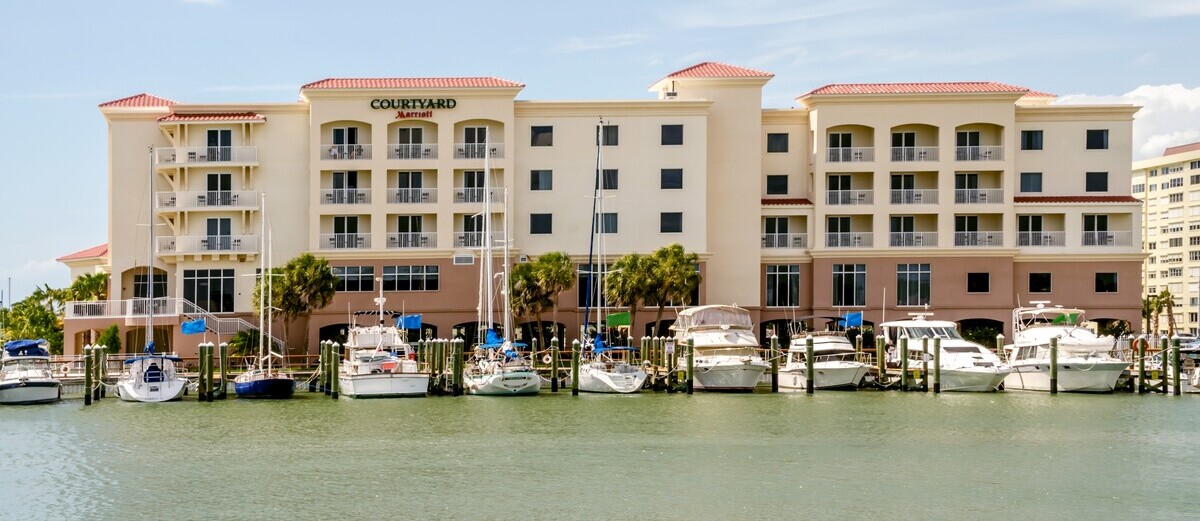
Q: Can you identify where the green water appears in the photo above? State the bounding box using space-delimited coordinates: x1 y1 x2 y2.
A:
2 391 1199 520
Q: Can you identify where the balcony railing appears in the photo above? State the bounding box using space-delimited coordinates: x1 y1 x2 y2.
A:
321 144 372 160
762 233 808 249
889 232 938 247
826 232 873 248
155 191 259 210
387 143 438 159
955 146 1004 161
1082 231 1132 246
157 235 258 254
890 189 938 205
826 189 874 205
954 188 1004 204
154 146 257 165
388 188 437 204
320 188 371 205
453 187 505 203
891 146 939 162
455 232 484 248
1017 231 1066 247
66 298 176 319
320 233 371 249
387 232 437 249
827 147 874 163
954 231 1003 247
454 143 504 159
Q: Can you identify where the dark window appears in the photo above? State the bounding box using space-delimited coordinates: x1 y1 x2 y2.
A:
1086 129 1109 150
1029 272 1052 293
382 265 439 292
832 264 866 307
182 269 235 312
1095 273 1118 293
661 168 683 189
133 273 167 299
602 169 618 190
967 273 990 293
601 125 618 146
767 133 789 153
1086 172 1108 192
1020 130 1043 150
530 213 552 234
766 175 788 195
897 264 931 306
332 266 374 292
1020 172 1043 193
661 124 683 145
530 170 552 191
530 126 553 147
597 213 618 234
660 212 683 233
577 263 610 308
765 265 801 307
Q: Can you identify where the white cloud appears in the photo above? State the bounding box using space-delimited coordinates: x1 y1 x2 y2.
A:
1037 0 1200 17
553 34 649 53
1057 84 1200 160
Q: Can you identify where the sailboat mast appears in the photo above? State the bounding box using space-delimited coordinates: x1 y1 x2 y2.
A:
502 184 512 342
595 118 604 339
582 120 601 338
267 225 274 373
146 146 154 350
483 132 495 340
259 194 266 364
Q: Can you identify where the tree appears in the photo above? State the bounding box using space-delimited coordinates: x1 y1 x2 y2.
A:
1160 289 1177 338
259 254 337 355
227 329 261 357
96 324 121 354
69 272 108 301
605 253 654 339
644 244 701 336
532 252 574 345
509 261 552 346
2 297 63 354
1142 295 1161 335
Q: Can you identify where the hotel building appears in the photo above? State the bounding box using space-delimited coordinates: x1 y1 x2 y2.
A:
1132 142 1200 336
58 62 1144 356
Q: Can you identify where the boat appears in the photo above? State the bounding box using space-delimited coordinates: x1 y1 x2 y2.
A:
337 287 429 398
234 194 296 399
1003 302 1129 393
879 314 1011 392
671 305 769 392
779 329 870 392
0 339 62 404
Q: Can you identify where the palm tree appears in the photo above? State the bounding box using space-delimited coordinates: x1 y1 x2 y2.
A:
1159 289 1177 338
509 261 552 345
532 251 574 345
69 272 108 301
227 329 261 357
254 254 337 355
1142 294 1160 335
645 244 701 336
605 253 653 339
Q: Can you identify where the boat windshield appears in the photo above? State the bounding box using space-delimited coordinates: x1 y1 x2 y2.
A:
901 326 962 340
679 307 753 329
942 346 983 354
2 358 50 373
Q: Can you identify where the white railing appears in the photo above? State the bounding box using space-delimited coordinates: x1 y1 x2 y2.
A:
319 233 371 249
826 232 873 248
1082 231 1132 246
65 297 282 346
761 233 808 249
890 189 938 204
388 188 437 204
954 231 1003 247
156 235 258 254
889 232 938 247
321 144 372 160
826 189 873 205
453 187 505 203
178 299 283 347
319 188 371 205
154 146 257 165
827 147 874 162
954 188 1004 204
455 232 484 248
891 146 939 162
955 146 1004 161
387 232 437 248
387 143 438 159
454 143 504 159
1017 231 1066 247
155 191 259 210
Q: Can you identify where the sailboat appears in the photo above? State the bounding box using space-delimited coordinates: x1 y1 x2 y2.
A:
577 118 647 394
116 147 189 402
462 133 540 396
234 194 295 399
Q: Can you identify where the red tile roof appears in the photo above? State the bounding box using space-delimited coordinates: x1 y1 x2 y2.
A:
1022 90 1058 98
158 112 265 123
1014 196 1140 204
662 62 774 80
1164 141 1200 157
56 243 108 262
98 93 178 108
762 198 813 206
803 81 1032 97
301 77 524 89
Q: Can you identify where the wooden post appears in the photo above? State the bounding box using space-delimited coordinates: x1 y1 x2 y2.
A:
686 338 695 395
995 333 1005 362
530 337 539 373
1173 337 1182 396
667 338 677 393
330 343 340 399
921 336 929 392
855 334 863 359
802 335 815 394
93 345 103 401
1137 336 1147 394
218 342 228 400
83 347 92 406
452 338 464 396
550 337 560 393
875 336 886 388
571 339 580 396
197 344 206 402
1160 336 1170 394
1049 336 1059 395
900 336 910 391
770 335 779 393
97 348 107 399
933 337 941 393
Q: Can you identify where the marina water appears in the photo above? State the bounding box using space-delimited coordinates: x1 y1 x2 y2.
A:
3 392 1198 519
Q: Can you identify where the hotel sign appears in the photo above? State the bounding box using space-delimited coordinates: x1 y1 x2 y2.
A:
370 98 456 119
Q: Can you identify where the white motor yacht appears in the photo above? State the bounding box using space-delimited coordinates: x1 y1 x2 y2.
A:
880 315 1011 392
780 332 870 391
338 309 429 398
0 340 62 405
672 305 769 392
1004 303 1128 393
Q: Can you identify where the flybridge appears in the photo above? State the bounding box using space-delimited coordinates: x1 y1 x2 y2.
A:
370 98 456 110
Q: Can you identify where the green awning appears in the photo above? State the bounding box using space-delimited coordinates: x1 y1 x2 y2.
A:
606 312 630 326
1052 313 1078 325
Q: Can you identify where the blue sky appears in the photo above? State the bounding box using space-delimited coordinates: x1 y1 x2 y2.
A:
0 0 1197 302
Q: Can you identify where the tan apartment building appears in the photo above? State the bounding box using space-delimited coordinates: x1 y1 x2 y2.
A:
59 62 1144 356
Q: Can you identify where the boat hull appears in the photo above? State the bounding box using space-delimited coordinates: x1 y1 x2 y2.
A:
778 363 870 392
465 371 540 395
0 379 62 404
1004 361 1128 393
339 372 429 398
577 365 647 394
693 360 768 392
117 378 188 402
234 377 296 399
938 368 1009 392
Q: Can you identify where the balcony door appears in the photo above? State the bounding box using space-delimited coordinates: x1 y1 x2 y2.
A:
397 127 424 158
207 129 232 161
890 216 914 246
1019 215 1044 246
828 132 851 161
764 217 789 247
396 215 424 247
463 170 485 202
397 171 423 203
333 216 360 248
956 131 980 160
206 173 232 206
332 127 359 159
827 216 852 246
827 174 851 204
1084 214 1110 245
206 217 232 251
463 214 484 247
332 171 358 204
891 174 915 203
955 173 979 203
892 132 916 161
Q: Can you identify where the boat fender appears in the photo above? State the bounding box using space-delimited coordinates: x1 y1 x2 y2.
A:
542 355 552 364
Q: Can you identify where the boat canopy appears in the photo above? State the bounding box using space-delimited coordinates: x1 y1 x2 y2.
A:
592 338 638 354
394 314 422 330
3 339 50 357
124 354 182 365
672 305 753 331
481 329 528 349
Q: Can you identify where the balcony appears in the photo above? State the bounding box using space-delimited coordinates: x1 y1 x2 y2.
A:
889 232 938 247
954 189 1003 204
387 232 437 249
954 232 1003 247
1082 231 1132 247
156 235 257 255
955 146 1004 161
388 188 437 204
890 147 939 162
454 143 504 159
154 146 257 166
762 233 808 249
387 143 438 160
827 147 874 163
453 187 505 204
155 191 259 210
65 298 177 319
455 232 484 248
319 233 371 250
890 189 938 205
826 190 874 205
320 188 371 205
321 144 372 160
1017 231 1065 247
826 232 873 248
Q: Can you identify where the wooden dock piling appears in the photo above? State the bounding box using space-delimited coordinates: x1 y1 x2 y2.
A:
1161 336 1170 394
330 343 340 399
1137 337 1147 394
571 339 580 396
1172 337 1182 396
769 335 779 393
550 337 560 393
1049 337 1059 395
805 335 814 395
933 337 941 393
452 338 464 396
921 336 929 392
686 338 694 395
83 347 92 406
900 336 910 391
218 342 228 400
875 337 886 388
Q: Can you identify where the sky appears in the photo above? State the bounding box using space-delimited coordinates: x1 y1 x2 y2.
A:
0 0 1197 303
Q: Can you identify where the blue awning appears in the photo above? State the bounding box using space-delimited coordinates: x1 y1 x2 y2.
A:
123 355 182 365
3 339 50 357
591 338 638 354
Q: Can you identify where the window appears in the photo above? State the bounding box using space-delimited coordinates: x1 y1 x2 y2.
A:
333 266 374 292
829 132 852 148
1095 273 1118 293
1190 236 1200 246
601 125 618 146
183 269 235 312
577 263 610 308
1086 172 1108 192
530 126 553 147
396 127 423 146
1191 175 1200 185
832 264 866 307
1020 130 1043 150
967 273 990 293
331 215 360 248
1171 177 1184 188
1192 160 1200 170
660 212 682 233
766 265 801 307
382 265 439 291
1020 172 1043 193
1171 193 1184 203
603 169 619 190
766 175 788 195
1086 129 1109 150
661 169 683 189
597 213 617 234
1029 272 1052 293
1133 184 1145 193
1170 238 1183 248
897 264 931 306
530 213 552 234
767 133 789 153
661 124 683 145
530 170 553 191
1169 267 1184 277
133 273 167 299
